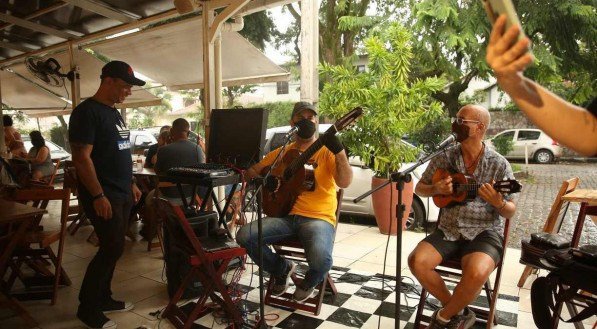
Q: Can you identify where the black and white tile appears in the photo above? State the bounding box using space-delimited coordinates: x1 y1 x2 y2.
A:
183 265 518 329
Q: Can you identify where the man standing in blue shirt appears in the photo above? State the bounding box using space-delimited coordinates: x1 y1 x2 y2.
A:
69 61 143 329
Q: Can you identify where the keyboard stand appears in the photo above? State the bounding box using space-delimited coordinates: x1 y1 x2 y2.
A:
160 174 241 238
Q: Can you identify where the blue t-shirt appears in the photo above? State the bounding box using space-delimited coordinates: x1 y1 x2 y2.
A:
68 98 133 201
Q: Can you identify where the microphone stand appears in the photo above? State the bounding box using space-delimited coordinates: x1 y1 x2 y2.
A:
353 145 454 329
242 135 293 329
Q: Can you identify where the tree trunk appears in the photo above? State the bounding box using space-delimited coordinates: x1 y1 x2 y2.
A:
57 115 70 152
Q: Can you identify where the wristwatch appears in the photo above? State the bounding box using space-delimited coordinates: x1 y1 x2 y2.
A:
93 192 105 201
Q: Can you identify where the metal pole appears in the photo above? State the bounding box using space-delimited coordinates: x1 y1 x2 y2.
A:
214 33 222 109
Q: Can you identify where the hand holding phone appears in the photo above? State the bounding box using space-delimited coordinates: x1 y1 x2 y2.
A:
485 14 534 81
482 0 527 43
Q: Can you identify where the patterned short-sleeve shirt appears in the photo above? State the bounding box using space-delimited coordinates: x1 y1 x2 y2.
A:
420 142 516 240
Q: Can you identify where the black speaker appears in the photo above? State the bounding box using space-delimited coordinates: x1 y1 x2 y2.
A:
207 108 268 169
163 211 218 298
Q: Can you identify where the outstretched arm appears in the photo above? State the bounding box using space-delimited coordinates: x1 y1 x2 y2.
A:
486 15 597 156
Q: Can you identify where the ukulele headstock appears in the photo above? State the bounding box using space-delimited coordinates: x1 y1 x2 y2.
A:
493 179 522 193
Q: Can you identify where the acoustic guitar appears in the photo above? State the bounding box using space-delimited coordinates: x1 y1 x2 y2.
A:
432 168 522 208
260 107 363 217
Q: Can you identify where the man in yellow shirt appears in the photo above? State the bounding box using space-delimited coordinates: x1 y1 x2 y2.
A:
237 101 352 301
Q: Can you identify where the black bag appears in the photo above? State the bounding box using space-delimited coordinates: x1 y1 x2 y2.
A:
520 232 570 269
531 246 597 329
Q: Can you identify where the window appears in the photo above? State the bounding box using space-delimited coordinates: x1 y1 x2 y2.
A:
276 81 289 95
517 130 541 141
494 131 515 142
134 134 153 146
356 65 366 73
270 133 287 151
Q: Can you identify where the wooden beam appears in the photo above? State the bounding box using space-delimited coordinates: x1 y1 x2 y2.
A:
168 72 290 90
0 9 179 68
0 13 79 40
115 99 163 109
240 0 299 16
61 0 140 23
208 0 250 43
0 2 69 32
0 41 38 53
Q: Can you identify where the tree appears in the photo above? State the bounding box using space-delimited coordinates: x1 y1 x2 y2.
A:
408 0 596 116
319 23 445 177
128 83 172 129
276 1 402 65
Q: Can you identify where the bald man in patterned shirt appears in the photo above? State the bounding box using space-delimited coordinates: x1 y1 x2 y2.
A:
408 105 517 329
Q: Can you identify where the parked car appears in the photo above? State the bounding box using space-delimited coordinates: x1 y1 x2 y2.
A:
143 125 202 144
129 130 158 155
22 136 71 178
486 128 562 164
262 125 440 230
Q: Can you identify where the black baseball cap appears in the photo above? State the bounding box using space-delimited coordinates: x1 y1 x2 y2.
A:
291 101 317 118
100 60 146 86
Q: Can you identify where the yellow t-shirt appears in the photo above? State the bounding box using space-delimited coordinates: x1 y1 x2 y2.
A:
255 143 338 225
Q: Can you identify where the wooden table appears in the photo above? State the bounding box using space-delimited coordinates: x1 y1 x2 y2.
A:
0 199 46 327
561 189 597 248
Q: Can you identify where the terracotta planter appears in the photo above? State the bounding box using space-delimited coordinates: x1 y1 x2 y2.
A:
371 176 414 235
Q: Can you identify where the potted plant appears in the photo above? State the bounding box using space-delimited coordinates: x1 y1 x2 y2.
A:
319 23 445 235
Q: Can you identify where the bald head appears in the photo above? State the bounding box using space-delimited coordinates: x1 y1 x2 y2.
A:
459 104 490 133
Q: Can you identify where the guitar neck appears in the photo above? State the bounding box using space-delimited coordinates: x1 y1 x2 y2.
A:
285 139 325 178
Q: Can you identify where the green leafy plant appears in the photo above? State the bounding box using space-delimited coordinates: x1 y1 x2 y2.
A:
319 23 445 178
247 101 295 128
492 134 514 156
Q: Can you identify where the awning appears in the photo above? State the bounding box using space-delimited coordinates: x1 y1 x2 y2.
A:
2 49 162 117
89 17 289 91
0 69 69 109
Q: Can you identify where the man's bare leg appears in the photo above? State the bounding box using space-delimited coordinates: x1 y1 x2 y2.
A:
439 252 496 319
408 241 451 305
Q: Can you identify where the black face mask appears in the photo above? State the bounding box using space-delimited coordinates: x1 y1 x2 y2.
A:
295 118 316 139
451 121 470 142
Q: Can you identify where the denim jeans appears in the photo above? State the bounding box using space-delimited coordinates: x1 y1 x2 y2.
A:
236 215 335 289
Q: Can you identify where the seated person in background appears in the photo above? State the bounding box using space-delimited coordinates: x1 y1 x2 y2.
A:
8 140 27 158
486 14 597 156
196 133 206 154
149 118 205 205
236 101 352 302
144 125 170 168
3 115 26 157
408 105 517 329
26 131 54 181
145 129 171 169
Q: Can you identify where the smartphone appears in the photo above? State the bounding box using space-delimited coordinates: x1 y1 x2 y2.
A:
482 0 528 43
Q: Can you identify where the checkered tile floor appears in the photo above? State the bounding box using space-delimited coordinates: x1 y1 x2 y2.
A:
184 264 519 329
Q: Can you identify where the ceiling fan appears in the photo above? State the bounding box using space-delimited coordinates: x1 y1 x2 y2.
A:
24 57 76 88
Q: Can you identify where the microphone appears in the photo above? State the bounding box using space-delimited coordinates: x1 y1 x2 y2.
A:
437 133 457 150
284 126 299 139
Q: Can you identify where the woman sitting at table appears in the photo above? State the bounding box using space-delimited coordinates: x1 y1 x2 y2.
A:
25 131 54 180
144 130 170 169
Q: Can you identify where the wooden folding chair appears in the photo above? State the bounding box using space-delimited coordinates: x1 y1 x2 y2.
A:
62 161 91 237
157 198 247 329
413 217 512 329
263 189 343 316
7 187 72 305
517 177 579 288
